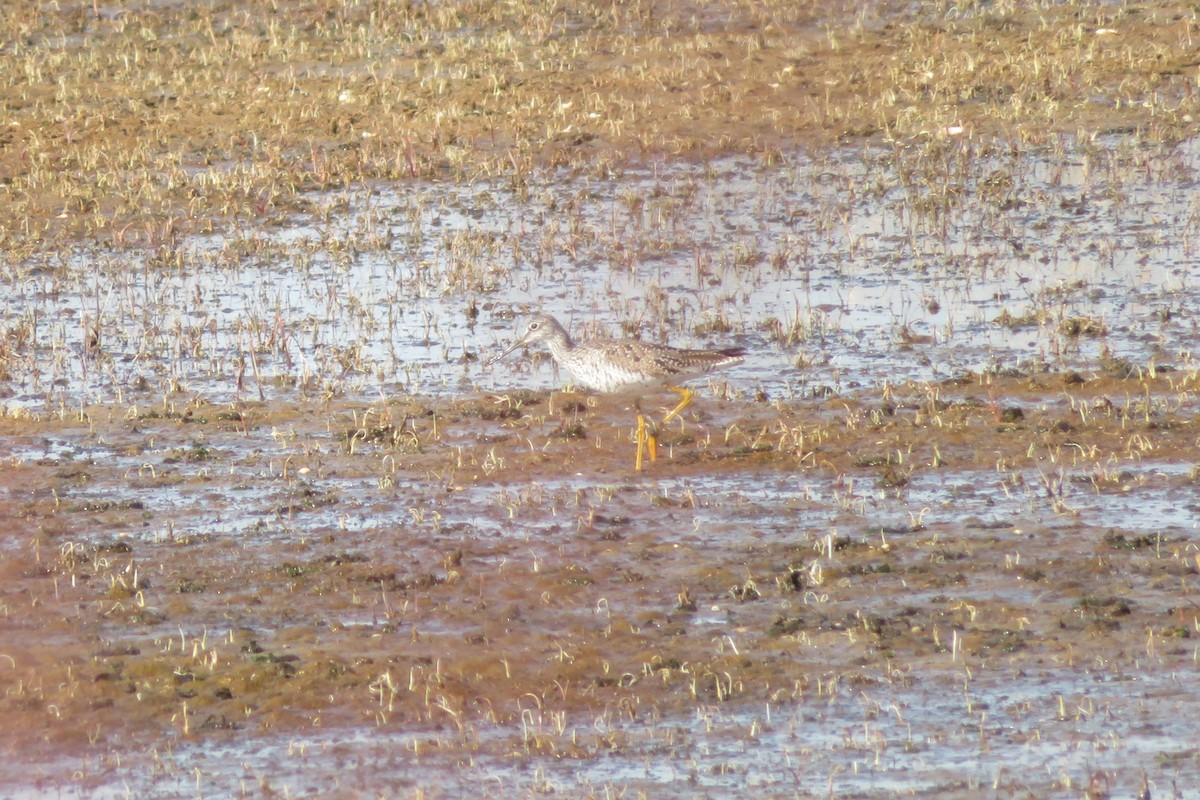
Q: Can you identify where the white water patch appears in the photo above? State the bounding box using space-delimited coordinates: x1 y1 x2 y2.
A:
1 138 1197 410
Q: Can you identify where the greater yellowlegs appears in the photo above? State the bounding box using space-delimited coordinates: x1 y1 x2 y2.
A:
489 314 744 470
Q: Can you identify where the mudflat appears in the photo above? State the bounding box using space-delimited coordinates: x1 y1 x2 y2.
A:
2 2 1198 797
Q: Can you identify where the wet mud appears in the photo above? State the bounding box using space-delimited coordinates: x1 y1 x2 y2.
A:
2 367 1198 797
3 1 1200 798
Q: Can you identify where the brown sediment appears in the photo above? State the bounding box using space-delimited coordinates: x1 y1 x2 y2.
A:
1 365 1198 793
1 1 1197 250
2 0 1200 795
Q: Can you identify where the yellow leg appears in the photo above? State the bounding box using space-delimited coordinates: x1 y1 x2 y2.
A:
635 414 645 471
635 414 644 471
634 413 658 471
661 386 694 424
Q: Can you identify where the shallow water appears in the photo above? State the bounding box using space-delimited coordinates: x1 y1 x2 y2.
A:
2 137 1198 409
2 137 1199 799
13 662 1198 799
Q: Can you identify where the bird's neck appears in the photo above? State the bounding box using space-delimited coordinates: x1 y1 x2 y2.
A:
545 331 574 361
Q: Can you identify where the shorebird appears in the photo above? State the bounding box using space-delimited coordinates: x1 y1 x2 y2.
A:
488 314 744 470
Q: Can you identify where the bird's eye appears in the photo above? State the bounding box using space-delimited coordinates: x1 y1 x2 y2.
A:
529 321 540 330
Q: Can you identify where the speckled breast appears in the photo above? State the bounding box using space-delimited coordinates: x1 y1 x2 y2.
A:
564 354 659 393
